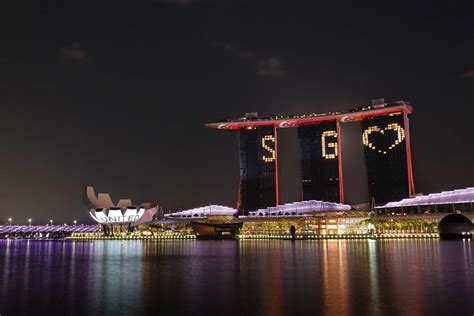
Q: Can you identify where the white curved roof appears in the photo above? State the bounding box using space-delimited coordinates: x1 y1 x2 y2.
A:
165 205 237 218
247 200 351 217
89 206 157 224
377 187 474 208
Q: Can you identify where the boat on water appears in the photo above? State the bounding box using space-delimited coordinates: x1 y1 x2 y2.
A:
191 221 243 240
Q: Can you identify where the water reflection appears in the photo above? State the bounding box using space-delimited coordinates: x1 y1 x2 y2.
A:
0 240 472 315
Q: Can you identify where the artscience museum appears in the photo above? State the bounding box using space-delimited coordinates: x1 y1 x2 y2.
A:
89 207 146 224
84 186 158 235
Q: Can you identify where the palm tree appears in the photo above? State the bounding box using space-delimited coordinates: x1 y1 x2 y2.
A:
394 221 403 233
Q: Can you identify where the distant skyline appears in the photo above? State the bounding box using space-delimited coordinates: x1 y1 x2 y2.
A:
0 1 472 223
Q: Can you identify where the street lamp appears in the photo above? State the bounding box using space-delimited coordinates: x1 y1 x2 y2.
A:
73 220 77 225
50 219 53 225
8 218 12 226
28 218 32 225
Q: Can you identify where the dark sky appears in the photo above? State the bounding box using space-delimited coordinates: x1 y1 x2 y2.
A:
0 0 472 223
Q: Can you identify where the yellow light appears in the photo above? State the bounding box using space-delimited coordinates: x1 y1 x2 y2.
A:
261 135 276 162
321 130 338 159
362 123 405 153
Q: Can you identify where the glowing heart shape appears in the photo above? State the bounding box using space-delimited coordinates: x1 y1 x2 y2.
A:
362 123 405 154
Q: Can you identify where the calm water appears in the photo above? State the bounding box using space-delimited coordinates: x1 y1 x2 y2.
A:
0 239 472 316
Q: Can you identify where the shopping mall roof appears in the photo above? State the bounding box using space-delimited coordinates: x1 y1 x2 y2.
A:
164 205 237 218
377 188 474 209
246 200 352 217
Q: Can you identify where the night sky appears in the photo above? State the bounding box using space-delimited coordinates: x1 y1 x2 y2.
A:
1 1 472 223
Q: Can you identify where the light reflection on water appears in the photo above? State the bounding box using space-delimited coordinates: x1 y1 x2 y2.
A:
0 239 472 315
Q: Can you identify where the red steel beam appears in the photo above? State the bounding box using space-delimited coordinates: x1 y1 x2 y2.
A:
274 125 280 205
206 103 412 130
403 111 416 196
336 120 345 204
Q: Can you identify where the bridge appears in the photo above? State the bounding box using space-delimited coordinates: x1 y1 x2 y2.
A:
0 224 100 238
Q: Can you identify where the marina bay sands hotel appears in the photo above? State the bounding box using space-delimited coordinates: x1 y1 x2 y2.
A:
206 99 415 215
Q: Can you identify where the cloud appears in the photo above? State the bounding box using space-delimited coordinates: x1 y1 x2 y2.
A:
211 40 255 60
461 69 474 79
210 40 284 78
256 57 284 77
61 43 87 62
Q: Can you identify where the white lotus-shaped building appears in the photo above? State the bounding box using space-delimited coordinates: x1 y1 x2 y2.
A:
90 207 146 224
84 186 157 227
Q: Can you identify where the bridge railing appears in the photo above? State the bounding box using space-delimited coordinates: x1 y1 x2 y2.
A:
0 224 101 234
